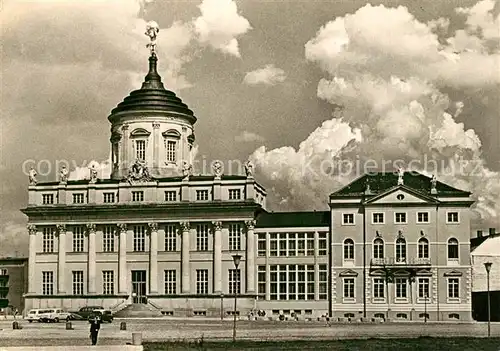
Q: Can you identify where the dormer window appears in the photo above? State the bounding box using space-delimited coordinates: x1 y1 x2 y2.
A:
163 129 181 164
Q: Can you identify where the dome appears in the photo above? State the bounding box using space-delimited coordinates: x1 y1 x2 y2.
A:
108 55 196 124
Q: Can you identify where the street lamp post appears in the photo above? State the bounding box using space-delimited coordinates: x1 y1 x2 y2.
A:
484 262 492 338
232 254 241 343
424 292 428 323
220 293 224 321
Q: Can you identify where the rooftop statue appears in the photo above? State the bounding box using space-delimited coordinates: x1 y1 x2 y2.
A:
145 21 159 56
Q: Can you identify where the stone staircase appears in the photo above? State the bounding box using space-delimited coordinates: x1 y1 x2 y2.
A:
113 303 163 318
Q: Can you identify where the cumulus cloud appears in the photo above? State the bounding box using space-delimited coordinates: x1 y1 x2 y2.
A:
252 2 500 228
69 159 112 181
0 222 29 257
235 131 266 143
193 0 251 57
243 64 286 85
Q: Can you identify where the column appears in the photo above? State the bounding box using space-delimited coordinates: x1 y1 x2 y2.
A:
245 220 256 293
212 221 223 293
180 222 190 293
121 124 129 177
118 224 128 294
57 224 66 294
27 225 37 294
148 222 159 294
152 122 160 174
87 224 97 294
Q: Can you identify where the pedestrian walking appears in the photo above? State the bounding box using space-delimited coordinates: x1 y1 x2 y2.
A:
89 313 101 345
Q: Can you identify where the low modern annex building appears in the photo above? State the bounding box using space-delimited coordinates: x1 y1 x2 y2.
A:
329 171 475 321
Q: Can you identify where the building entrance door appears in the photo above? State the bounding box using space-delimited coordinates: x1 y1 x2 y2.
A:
131 270 147 304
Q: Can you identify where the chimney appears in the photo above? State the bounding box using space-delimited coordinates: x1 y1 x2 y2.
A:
489 228 496 236
477 230 483 238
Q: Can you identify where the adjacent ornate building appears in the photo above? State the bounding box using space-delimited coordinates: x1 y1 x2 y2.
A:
330 172 474 321
21 24 475 321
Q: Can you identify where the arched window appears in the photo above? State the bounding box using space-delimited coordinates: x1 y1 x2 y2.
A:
163 130 181 164
373 238 384 260
395 238 406 262
447 238 459 260
343 239 354 260
418 238 429 259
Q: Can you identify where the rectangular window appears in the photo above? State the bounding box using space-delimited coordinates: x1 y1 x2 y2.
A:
418 278 430 299
279 233 287 256
448 278 460 299
372 213 384 224
42 227 55 253
103 192 115 203
342 213 355 225
133 225 146 252
164 191 177 202
395 278 407 299
42 194 54 205
297 233 306 256
102 271 114 295
131 191 144 202
306 233 314 256
268 264 317 301
164 225 177 252
318 232 327 256
343 278 355 299
288 233 296 256
164 270 176 294
196 269 209 294
72 193 85 204
417 212 429 223
373 278 385 299
42 271 54 295
447 212 459 223
228 223 241 251
102 226 115 252
136 140 146 161
166 140 177 163
72 271 84 295
196 224 209 251
0 269 7 276
395 212 407 224
228 189 241 200
229 269 241 295
72 226 85 252
319 264 327 300
257 233 266 257
196 189 209 201
269 233 278 257
257 266 266 299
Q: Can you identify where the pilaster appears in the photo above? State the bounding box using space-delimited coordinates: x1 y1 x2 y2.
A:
87 224 97 294
56 224 66 294
27 224 37 294
149 222 159 294
245 220 256 293
213 221 223 293
118 223 128 294
181 221 190 293
152 122 160 175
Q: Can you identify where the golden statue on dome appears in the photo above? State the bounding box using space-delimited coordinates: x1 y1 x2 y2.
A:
145 21 160 56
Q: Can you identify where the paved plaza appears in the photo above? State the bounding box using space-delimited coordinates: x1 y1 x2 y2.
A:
0 319 499 347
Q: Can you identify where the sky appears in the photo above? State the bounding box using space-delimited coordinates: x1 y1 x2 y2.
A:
0 0 499 256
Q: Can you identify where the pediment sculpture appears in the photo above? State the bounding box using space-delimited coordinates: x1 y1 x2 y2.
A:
127 159 151 183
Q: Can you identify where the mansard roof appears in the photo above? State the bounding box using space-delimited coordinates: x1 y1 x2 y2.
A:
330 172 471 198
255 211 330 228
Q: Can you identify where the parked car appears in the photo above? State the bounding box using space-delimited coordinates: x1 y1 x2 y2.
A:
76 306 104 320
89 309 114 323
25 308 45 323
38 308 71 323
